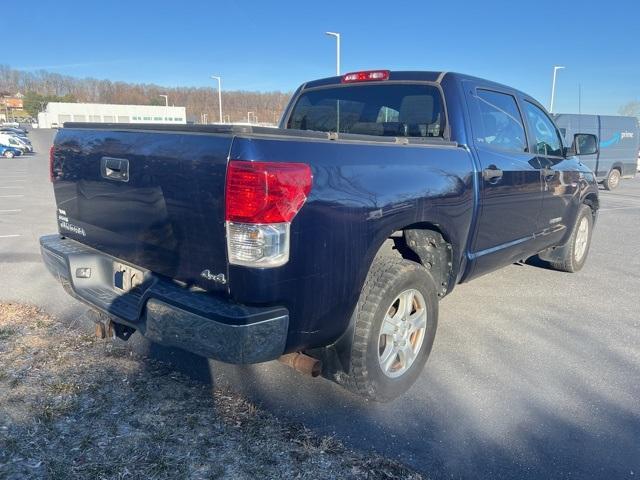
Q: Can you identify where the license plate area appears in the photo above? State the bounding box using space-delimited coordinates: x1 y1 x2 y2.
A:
113 262 144 292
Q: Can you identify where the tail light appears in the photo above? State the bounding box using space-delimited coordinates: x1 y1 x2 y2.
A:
225 161 312 267
342 70 390 83
49 146 55 182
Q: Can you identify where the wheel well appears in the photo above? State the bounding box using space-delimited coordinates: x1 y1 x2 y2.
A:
583 193 599 219
376 224 452 298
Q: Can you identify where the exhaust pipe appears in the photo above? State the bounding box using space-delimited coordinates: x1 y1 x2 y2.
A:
279 352 322 377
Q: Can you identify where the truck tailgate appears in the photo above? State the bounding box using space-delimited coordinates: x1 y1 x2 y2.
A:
52 127 232 291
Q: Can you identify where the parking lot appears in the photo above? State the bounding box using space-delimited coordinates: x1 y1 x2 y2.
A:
1 128 639 479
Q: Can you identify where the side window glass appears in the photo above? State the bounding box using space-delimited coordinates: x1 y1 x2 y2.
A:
523 101 563 156
474 89 527 153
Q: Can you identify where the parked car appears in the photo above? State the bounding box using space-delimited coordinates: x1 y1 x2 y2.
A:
554 114 639 190
0 127 28 138
0 145 23 158
14 136 33 153
0 134 31 153
41 70 600 401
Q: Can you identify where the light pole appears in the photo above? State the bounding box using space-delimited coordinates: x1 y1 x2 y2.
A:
211 75 223 123
325 31 341 75
549 65 565 113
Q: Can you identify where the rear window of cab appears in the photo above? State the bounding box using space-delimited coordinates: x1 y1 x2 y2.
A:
287 84 445 138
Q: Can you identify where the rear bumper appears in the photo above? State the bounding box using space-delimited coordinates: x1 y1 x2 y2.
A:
40 234 289 364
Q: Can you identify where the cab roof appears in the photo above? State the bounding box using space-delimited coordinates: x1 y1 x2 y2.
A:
302 70 533 101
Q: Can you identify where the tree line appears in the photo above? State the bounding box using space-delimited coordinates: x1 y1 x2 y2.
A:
0 65 292 124
3 64 637 124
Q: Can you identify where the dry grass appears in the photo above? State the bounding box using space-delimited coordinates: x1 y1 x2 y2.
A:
0 303 422 480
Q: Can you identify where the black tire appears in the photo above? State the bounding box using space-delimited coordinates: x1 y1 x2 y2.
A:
603 168 621 190
3 151 14 158
549 204 594 273
349 257 438 402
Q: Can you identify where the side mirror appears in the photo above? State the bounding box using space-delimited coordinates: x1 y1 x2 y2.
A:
572 133 598 156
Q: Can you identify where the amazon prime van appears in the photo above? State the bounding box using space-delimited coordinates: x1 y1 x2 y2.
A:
554 114 639 190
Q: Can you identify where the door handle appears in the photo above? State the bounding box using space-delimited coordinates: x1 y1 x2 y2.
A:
482 166 503 182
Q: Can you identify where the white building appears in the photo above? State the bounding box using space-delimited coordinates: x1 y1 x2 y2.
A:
37 102 186 128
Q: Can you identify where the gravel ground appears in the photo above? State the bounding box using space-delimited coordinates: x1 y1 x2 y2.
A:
0 303 422 480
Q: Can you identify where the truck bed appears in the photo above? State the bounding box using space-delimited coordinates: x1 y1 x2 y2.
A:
62 122 458 146
51 121 468 350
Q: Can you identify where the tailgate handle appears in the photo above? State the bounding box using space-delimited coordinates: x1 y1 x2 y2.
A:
101 157 129 182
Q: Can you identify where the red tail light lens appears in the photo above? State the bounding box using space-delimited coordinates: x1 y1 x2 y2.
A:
49 146 55 182
225 161 313 224
342 70 390 83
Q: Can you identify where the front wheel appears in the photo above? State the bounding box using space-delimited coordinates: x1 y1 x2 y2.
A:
3 151 14 158
603 168 621 190
348 257 438 402
549 204 594 273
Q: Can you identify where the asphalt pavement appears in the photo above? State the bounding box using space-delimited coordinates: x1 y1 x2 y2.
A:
1 128 638 479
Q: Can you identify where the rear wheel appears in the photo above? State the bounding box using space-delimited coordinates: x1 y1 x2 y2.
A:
603 168 621 190
549 204 593 273
348 257 438 402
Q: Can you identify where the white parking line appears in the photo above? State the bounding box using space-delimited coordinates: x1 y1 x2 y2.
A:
0 186 25 189
0 209 22 213
0 195 24 198
0 234 21 239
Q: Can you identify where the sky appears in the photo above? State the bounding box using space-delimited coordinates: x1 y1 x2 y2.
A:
7 0 639 115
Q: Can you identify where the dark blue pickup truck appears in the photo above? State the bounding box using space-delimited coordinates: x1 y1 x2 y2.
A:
41 70 600 401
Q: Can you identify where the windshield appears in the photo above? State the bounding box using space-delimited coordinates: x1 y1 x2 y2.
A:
287 83 445 138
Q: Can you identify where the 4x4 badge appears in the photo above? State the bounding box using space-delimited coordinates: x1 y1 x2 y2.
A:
200 269 227 284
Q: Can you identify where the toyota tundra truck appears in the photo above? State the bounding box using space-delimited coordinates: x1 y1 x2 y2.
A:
41 70 600 401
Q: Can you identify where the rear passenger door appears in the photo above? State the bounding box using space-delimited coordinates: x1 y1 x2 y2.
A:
464 84 543 277
521 100 581 247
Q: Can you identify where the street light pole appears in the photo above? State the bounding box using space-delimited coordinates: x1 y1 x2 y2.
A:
325 31 341 75
549 65 565 113
211 76 223 123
